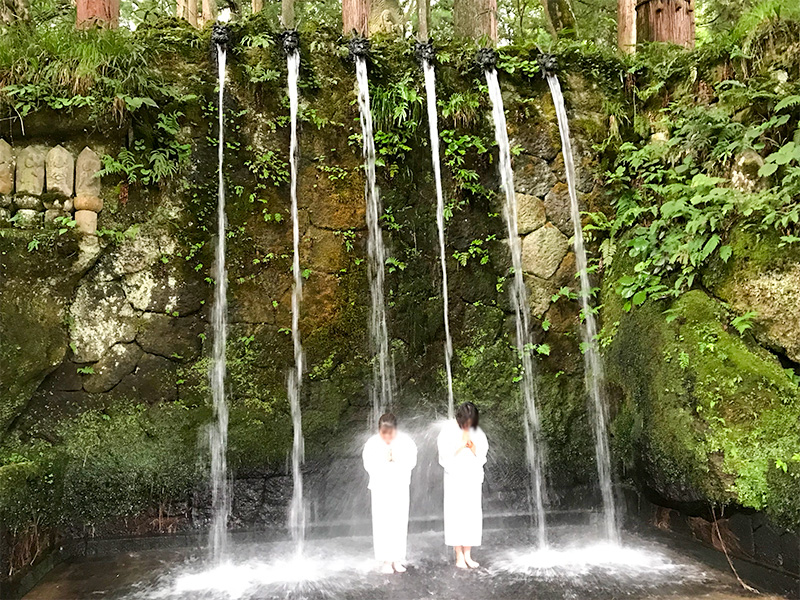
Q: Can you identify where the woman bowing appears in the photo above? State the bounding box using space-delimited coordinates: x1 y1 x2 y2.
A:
437 402 488 569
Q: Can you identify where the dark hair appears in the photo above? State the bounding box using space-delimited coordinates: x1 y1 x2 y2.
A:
455 402 479 429
378 413 397 430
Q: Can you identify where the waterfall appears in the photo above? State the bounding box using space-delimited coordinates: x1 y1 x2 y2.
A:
485 67 547 548
286 48 307 557
422 59 455 419
545 73 619 544
208 41 230 563
354 56 394 428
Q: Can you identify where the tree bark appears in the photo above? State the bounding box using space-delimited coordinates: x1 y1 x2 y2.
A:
251 0 262 13
281 0 295 28
453 0 497 43
636 0 695 47
618 0 636 52
417 0 430 40
199 0 216 27
540 0 575 37
176 0 198 27
342 0 369 36
76 0 119 28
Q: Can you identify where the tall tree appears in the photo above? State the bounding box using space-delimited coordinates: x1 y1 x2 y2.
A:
417 0 431 40
198 0 216 27
282 0 295 28
343 0 369 35
176 0 198 26
540 0 575 37
76 0 119 28
636 0 695 47
618 0 635 51
453 0 497 42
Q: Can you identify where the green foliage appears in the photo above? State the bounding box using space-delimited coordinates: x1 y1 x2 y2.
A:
601 71 800 311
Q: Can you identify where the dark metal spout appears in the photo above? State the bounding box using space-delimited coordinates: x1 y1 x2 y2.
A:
211 24 231 49
348 35 370 60
475 47 498 71
537 53 558 75
281 30 300 55
415 40 435 64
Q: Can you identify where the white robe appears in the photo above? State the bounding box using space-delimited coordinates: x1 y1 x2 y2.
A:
437 420 488 547
362 431 418 562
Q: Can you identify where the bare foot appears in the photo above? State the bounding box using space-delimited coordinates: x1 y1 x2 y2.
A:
455 559 469 569
464 557 480 569
393 563 407 573
380 562 394 574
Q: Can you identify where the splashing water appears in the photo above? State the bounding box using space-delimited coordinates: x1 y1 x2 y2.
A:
355 56 394 428
422 59 455 419
545 73 619 544
208 42 230 563
286 49 307 557
485 68 548 548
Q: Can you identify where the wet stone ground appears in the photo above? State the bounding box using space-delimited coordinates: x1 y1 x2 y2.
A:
24 526 787 600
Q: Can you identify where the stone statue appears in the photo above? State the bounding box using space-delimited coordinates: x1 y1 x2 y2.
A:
46 145 74 197
76 147 102 197
15 145 46 196
0 139 13 196
367 0 403 35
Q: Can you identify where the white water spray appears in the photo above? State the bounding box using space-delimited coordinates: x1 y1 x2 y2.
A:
545 72 619 544
485 67 547 548
208 41 230 563
287 49 307 557
422 59 455 419
355 56 394 428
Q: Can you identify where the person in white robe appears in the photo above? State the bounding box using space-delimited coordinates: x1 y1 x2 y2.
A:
437 401 488 569
362 412 418 574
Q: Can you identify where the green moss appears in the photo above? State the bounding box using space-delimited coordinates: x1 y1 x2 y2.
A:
605 286 800 526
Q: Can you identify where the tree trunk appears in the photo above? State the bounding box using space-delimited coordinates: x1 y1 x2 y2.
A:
251 0 263 13
540 0 575 37
342 0 368 36
282 0 295 28
176 0 198 27
453 0 497 43
618 0 636 52
198 0 216 27
636 0 695 47
76 0 119 28
417 0 430 40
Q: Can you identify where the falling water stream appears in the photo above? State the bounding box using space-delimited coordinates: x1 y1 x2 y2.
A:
485 67 548 548
286 47 307 557
208 40 230 563
545 73 619 544
355 56 394 428
422 58 455 419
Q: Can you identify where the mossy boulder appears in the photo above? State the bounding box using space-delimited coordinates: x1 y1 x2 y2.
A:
705 228 800 364
0 232 83 435
604 287 800 528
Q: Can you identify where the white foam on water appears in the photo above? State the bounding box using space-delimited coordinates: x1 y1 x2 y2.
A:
492 540 705 580
172 554 375 599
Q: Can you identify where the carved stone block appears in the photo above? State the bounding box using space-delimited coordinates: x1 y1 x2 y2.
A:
0 139 13 195
74 195 104 212
76 147 102 197
75 209 97 235
16 145 46 196
46 145 75 197
13 208 43 229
